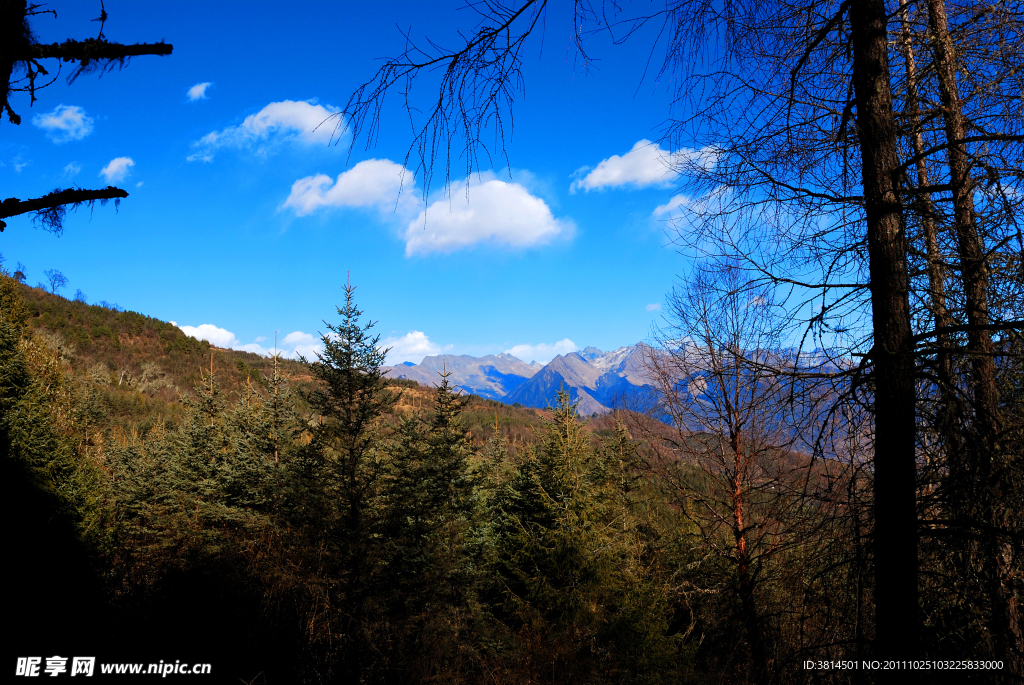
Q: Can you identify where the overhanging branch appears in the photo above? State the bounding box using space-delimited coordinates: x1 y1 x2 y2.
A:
0 186 128 232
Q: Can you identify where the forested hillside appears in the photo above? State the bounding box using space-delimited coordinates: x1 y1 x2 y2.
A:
2 270 1017 684
14 282 553 451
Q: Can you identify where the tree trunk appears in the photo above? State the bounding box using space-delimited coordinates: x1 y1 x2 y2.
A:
0 0 31 124
731 432 767 683
925 1 1020 673
925 0 1001 448
848 0 920 670
897 1 955 414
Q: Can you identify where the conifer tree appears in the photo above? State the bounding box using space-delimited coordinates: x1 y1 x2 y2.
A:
301 280 398 676
422 367 475 590
370 370 481 677
485 391 677 680
488 390 614 673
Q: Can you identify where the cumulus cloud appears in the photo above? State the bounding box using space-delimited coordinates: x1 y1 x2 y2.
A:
380 330 445 365
646 303 662 312
571 139 711 192
187 82 213 101
32 105 94 143
176 323 326 360
62 162 81 178
178 323 239 348
505 339 578 364
405 176 573 256
188 99 343 162
280 331 323 359
100 157 135 183
283 158 416 216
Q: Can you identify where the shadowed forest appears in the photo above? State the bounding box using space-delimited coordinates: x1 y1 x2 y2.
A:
2 271 1021 684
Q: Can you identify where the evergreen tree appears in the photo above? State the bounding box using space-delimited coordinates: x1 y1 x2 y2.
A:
301 280 398 678
487 390 616 676
482 392 680 681
422 368 475 594
370 370 481 680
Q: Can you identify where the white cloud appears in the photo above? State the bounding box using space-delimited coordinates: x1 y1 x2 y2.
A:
62 162 82 178
652 194 689 218
380 330 446 365
188 99 343 162
135 181 144 188
652 186 730 225
571 139 712 192
187 82 213 101
178 323 239 348
175 324 325 360
646 303 662 312
280 331 323 359
99 157 135 183
506 339 578 364
405 176 573 256
283 158 417 216
32 105 94 143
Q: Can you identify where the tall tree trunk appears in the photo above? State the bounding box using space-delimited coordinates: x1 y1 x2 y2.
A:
897 1 955 417
925 0 1020 673
848 0 920 671
731 432 767 683
925 0 1001 449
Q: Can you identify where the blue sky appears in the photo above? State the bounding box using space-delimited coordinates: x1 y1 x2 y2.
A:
2 0 700 364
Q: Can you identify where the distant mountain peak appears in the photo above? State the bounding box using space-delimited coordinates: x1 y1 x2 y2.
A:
385 343 651 414
383 350 542 400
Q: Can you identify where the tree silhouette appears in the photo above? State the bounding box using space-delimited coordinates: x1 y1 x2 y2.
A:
0 0 172 232
42 268 66 295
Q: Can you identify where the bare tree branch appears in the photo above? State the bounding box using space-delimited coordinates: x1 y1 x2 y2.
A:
0 186 128 233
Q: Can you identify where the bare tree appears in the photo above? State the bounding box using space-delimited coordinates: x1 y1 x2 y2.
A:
637 264 857 681
42 268 67 295
884 1 1024 670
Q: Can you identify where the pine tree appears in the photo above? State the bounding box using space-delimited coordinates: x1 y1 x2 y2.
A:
301 280 398 677
487 389 621 677
422 367 475 593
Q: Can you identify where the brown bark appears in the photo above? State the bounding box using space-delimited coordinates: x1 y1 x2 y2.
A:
849 0 920 668
925 1 1020 673
731 432 767 684
897 2 955 401
925 0 1001 445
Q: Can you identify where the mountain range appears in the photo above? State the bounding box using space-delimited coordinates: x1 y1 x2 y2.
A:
383 344 655 415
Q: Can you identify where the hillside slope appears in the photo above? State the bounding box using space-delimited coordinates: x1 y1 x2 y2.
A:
15 282 554 448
